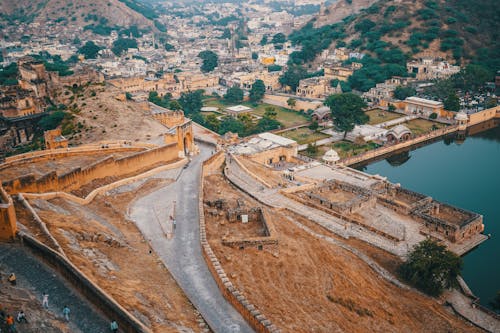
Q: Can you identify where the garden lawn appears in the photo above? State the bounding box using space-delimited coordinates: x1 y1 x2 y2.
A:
280 127 329 145
366 109 403 125
250 104 309 128
331 141 380 159
401 119 446 136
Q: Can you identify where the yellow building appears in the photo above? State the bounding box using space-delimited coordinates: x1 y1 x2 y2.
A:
404 97 444 117
296 77 332 99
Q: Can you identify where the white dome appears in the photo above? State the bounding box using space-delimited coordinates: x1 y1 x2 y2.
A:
322 149 340 162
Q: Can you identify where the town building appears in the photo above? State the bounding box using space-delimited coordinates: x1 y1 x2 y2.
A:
407 57 460 80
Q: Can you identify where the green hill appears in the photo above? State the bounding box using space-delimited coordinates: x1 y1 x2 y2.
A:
287 0 499 91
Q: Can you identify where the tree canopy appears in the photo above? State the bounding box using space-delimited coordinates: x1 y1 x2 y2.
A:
399 239 462 296
179 90 203 115
393 86 416 100
325 93 368 137
224 86 244 103
78 41 102 59
198 50 218 72
112 38 138 56
249 79 266 103
279 65 307 92
444 93 460 111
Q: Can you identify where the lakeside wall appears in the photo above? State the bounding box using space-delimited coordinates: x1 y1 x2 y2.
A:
3 144 179 194
199 151 280 333
339 125 458 166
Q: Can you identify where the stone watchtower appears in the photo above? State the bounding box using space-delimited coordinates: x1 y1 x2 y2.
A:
455 111 468 131
0 184 17 240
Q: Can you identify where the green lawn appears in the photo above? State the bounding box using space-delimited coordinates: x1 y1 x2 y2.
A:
366 109 404 125
203 97 309 128
400 119 446 136
331 141 380 159
280 127 330 145
250 104 309 128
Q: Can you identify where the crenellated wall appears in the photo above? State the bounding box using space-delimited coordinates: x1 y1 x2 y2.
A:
3 144 180 194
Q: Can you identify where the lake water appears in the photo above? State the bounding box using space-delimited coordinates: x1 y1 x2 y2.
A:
357 122 500 307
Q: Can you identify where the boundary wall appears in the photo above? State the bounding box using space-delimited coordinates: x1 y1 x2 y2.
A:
3 144 179 194
21 159 187 205
339 125 458 166
2 143 153 166
199 151 281 333
18 232 152 333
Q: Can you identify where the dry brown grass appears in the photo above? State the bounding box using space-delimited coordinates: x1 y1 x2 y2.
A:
27 179 203 333
203 170 481 333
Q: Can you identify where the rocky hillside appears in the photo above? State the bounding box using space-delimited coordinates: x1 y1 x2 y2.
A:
0 0 157 32
314 0 379 27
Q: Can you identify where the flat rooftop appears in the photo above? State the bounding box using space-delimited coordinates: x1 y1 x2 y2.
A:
230 132 297 155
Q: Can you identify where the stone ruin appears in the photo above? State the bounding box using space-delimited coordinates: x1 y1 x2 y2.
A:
204 198 278 253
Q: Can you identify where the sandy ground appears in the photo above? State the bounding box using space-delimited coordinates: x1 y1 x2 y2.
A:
60 84 168 146
203 172 481 333
25 178 206 333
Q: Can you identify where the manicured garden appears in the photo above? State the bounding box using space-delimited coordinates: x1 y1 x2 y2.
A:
280 127 329 145
365 109 403 125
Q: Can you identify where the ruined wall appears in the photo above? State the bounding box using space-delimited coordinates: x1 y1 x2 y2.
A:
3 144 179 194
0 185 16 240
412 201 483 242
199 154 280 333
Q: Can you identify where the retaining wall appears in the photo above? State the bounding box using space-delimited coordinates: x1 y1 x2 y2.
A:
200 151 280 333
18 232 152 333
339 125 458 166
3 144 180 194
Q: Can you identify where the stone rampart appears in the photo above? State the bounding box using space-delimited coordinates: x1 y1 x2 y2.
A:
200 154 280 333
18 232 151 333
467 106 500 126
2 144 149 168
3 144 179 194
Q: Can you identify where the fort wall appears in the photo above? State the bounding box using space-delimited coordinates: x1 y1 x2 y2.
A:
200 152 280 333
0 185 16 240
467 106 500 126
18 232 151 333
3 144 179 194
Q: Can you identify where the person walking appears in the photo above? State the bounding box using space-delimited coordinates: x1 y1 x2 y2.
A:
16 310 28 324
5 314 16 332
110 319 118 333
62 305 70 321
42 292 49 309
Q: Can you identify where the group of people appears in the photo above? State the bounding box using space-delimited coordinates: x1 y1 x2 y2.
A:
2 272 120 332
0 306 27 333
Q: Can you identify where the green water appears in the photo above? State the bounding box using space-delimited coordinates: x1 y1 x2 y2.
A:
357 125 500 307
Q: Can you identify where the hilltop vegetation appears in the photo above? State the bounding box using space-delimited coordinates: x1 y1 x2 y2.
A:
0 0 157 35
288 0 499 91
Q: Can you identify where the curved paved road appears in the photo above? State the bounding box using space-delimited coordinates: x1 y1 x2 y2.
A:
129 144 254 333
0 243 109 333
